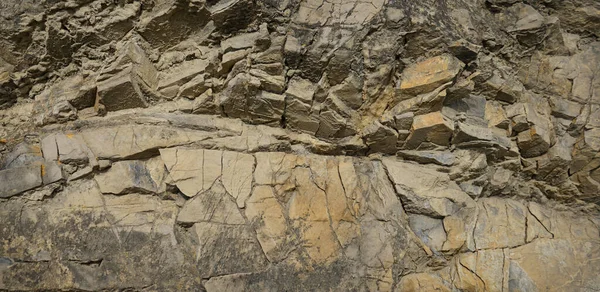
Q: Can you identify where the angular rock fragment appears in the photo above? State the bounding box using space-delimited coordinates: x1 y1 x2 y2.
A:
284 77 320 135
362 121 398 154
97 66 149 111
404 112 454 149
94 157 167 195
0 165 42 198
517 125 551 158
220 73 285 125
397 150 455 166
81 125 210 160
160 148 221 197
383 159 474 218
399 55 464 95
96 41 159 112
177 183 245 225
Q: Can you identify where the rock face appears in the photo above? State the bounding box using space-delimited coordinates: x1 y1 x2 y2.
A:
1 0 600 291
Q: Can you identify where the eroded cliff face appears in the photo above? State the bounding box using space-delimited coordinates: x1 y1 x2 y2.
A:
0 0 599 291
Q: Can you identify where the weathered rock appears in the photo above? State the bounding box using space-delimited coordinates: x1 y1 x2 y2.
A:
1 141 43 169
0 165 42 198
219 73 285 125
94 157 167 195
517 125 552 158
397 150 455 166
42 161 63 184
395 273 451 292
408 214 446 253
96 66 149 111
405 112 454 149
473 198 527 250
1 0 600 290
177 182 245 225
160 148 221 197
383 158 475 218
399 55 464 95
81 125 211 160
362 121 398 154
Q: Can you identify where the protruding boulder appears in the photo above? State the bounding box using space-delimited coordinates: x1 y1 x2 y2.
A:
405 112 454 149
517 125 552 158
362 121 398 154
399 55 464 95
96 41 159 112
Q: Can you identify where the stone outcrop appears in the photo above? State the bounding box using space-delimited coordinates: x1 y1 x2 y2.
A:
1 0 600 291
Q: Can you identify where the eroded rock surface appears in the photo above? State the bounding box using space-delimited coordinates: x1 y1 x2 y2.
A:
1 0 600 291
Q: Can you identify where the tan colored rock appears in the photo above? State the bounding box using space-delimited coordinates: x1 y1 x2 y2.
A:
158 59 210 91
294 0 385 26
399 55 464 95
456 249 508 292
473 198 527 250
254 152 300 186
288 166 340 264
442 215 467 253
362 121 398 154
94 157 167 195
517 125 551 158
485 101 510 129
509 238 600 292
222 152 254 208
395 273 451 292
177 182 245 225
191 221 268 278
160 148 222 197
383 158 474 218
81 125 210 160
405 112 454 149
245 185 291 262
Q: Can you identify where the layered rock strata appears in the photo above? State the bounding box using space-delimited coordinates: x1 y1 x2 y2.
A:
1 0 599 291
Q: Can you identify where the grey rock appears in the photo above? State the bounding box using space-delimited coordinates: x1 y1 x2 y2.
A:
42 161 63 185
362 121 398 154
405 112 454 149
0 142 43 170
94 158 166 195
0 165 42 198
68 165 93 182
397 150 455 166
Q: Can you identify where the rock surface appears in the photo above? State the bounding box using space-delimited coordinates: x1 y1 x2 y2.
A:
1 0 600 291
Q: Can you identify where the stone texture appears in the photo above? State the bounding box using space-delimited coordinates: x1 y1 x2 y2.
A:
405 112 454 149
1 0 600 290
383 158 475 218
0 164 42 198
160 148 222 197
94 157 167 195
399 55 465 95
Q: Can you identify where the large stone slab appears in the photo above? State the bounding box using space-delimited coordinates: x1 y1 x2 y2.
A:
382 158 475 218
399 55 464 95
0 165 42 198
160 148 222 197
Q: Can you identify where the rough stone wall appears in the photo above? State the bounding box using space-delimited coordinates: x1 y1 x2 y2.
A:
0 0 599 291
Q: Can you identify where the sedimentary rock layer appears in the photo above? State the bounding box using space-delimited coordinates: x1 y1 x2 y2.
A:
0 0 599 291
